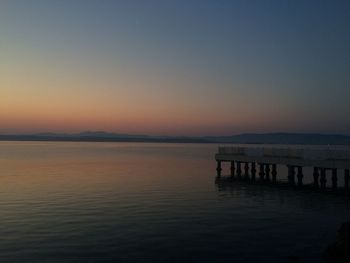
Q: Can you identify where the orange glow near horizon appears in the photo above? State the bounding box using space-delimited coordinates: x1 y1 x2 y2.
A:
0 66 335 136
0 67 322 136
1 56 279 135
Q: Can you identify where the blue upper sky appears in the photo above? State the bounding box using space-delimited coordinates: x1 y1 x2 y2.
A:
1 0 350 135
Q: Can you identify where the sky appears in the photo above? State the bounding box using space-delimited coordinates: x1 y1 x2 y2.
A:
1 0 350 136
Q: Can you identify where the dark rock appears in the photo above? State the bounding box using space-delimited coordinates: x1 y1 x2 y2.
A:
324 221 350 263
338 222 350 240
287 255 301 261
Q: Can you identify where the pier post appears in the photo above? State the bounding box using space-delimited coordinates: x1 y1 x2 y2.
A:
230 161 235 177
265 164 271 182
288 166 295 186
216 161 222 177
237 162 242 179
244 162 249 180
297 166 303 187
271 164 277 184
345 169 350 190
331 169 338 190
313 167 320 188
320 168 327 190
251 163 256 182
259 163 265 181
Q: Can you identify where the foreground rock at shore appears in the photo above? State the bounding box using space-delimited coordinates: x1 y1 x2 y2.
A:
324 222 350 263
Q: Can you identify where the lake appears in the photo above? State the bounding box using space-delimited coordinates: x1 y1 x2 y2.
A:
0 141 350 262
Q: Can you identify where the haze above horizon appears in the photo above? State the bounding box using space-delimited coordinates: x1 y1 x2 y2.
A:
1 0 350 136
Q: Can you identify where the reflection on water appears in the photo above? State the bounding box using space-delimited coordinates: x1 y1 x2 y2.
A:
0 142 350 262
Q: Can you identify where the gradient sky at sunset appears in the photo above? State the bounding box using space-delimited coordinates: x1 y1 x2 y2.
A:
1 0 350 135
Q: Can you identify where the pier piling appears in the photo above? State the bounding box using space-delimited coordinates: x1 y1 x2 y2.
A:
313 167 320 188
272 164 277 184
244 162 249 180
320 168 327 190
216 161 222 177
297 166 303 187
259 163 265 181
230 161 235 177
332 169 338 190
288 166 296 186
265 164 271 182
345 169 350 190
251 163 256 182
237 162 242 179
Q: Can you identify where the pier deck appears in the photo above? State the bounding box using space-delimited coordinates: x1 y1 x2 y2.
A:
215 146 350 190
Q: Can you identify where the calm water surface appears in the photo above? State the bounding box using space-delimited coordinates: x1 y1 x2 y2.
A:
1 142 350 262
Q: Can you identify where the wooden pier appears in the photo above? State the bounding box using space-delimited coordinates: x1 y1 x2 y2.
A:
215 146 350 190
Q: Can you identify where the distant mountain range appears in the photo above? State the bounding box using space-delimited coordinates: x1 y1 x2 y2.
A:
0 132 350 145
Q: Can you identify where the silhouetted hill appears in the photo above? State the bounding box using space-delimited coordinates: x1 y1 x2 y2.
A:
0 132 349 145
203 133 350 145
0 132 206 143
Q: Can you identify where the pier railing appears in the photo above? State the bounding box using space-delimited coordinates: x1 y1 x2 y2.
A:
218 147 350 162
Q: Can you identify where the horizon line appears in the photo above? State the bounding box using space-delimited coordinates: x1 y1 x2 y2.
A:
1 131 350 138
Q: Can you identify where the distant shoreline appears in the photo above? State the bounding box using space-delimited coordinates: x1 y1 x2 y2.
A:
1 132 350 145
0 136 209 144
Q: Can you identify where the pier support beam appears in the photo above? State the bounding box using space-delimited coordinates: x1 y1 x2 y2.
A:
258 163 265 181
244 162 249 180
216 161 222 177
297 166 303 187
265 164 271 182
345 169 350 190
313 167 319 188
251 163 256 182
271 164 277 184
237 162 242 179
230 161 235 177
288 166 295 186
320 168 327 190
331 169 338 190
